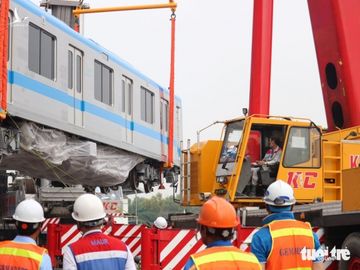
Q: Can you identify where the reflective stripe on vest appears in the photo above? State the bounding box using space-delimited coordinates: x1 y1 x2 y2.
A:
191 246 261 270
267 220 314 270
70 232 128 270
0 241 46 270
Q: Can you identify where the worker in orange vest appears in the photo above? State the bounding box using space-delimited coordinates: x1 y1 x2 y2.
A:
0 199 52 270
184 196 261 270
251 180 324 270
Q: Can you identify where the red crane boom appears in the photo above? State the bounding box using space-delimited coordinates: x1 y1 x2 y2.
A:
248 0 360 131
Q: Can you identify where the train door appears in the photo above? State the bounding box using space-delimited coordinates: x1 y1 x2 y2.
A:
68 46 83 127
121 76 133 144
160 98 169 160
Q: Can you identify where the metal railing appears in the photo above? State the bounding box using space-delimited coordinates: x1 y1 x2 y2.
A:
179 139 191 205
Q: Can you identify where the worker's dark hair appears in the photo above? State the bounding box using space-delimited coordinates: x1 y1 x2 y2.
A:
16 221 41 236
265 204 293 213
270 136 281 147
206 227 234 241
77 218 104 229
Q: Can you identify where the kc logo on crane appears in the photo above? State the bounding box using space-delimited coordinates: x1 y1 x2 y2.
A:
287 172 318 189
350 155 360 168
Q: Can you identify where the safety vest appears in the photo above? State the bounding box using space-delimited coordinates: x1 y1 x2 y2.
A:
70 232 128 270
190 246 261 270
0 240 47 270
267 219 315 270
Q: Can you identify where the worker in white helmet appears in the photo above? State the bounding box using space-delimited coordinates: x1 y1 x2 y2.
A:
153 216 168 229
62 193 136 270
250 180 324 270
0 199 52 270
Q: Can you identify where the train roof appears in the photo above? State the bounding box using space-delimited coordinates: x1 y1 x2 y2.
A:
13 0 181 104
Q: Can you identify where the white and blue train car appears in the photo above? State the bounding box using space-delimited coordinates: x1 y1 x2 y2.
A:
2 0 182 192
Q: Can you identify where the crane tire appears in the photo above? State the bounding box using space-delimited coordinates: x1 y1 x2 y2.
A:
338 232 360 270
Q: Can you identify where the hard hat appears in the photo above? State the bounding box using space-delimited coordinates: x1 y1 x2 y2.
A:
197 196 239 228
13 199 45 223
72 193 106 222
263 180 296 206
154 216 168 229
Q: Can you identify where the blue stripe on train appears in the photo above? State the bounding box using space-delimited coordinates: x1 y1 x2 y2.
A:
10 70 178 148
12 0 181 103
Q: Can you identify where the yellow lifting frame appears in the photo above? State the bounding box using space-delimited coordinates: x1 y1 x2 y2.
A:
73 1 177 15
73 0 178 168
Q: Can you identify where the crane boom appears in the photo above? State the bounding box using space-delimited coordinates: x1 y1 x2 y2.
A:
248 0 360 131
308 0 360 131
248 0 273 116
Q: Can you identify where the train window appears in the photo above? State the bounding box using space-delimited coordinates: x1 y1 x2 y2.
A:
121 80 125 112
29 25 40 74
141 87 154 124
76 55 82 93
94 60 113 105
176 106 181 141
160 99 169 132
28 23 55 80
68 50 73 89
94 61 101 100
121 76 133 115
128 82 132 115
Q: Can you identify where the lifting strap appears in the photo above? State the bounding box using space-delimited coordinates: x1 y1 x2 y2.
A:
0 0 9 119
167 9 176 168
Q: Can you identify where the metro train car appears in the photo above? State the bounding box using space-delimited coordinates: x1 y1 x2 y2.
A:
1 0 182 194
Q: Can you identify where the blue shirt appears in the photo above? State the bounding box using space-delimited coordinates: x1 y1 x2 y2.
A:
184 240 233 270
250 211 322 263
12 235 53 270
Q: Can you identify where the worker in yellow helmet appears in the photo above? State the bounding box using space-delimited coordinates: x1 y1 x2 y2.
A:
184 196 261 270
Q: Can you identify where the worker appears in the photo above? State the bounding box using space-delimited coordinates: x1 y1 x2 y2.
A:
251 180 324 270
153 216 168 229
184 196 261 270
0 199 52 270
62 193 136 270
250 136 282 196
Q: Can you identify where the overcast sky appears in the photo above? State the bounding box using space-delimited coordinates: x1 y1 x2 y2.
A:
27 0 329 198
73 0 327 198
30 0 327 143
77 0 326 144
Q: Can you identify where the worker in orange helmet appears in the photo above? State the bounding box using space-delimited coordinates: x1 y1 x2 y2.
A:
251 180 324 270
184 196 261 270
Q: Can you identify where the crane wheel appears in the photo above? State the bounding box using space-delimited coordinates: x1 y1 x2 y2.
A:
339 232 360 270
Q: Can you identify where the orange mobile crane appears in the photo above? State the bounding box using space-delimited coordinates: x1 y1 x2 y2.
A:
177 0 360 269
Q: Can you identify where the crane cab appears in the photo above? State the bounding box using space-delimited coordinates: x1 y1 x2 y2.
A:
215 115 324 206
181 115 332 206
181 115 360 207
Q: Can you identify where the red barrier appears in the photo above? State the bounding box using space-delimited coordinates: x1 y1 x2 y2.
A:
141 227 204 270
46 222 336 269
46 223 62 267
